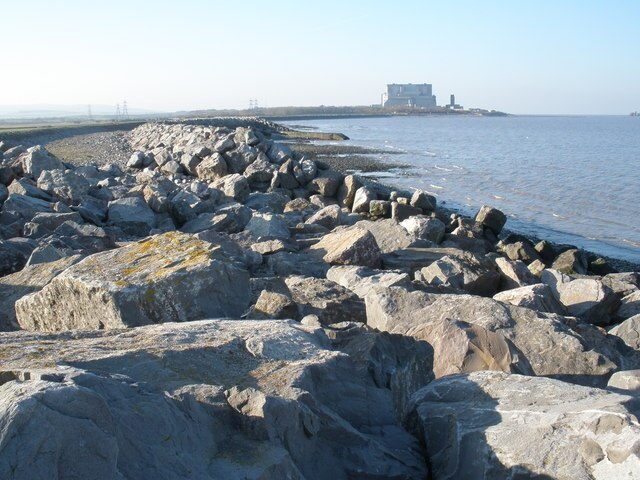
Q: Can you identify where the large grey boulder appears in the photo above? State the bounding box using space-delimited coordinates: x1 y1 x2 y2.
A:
326 265 411 298
417 252 500 297
36 169 90 205
365 286 637 386
245 212 290 240
212 173 250 203
541 268 619 326
552 248 589 275
474 205 506 234
15 231 250 331
0 255 82 331
0 319 426 479
400 216 445 243
355 218 416 254
494 256 538 290
336 174 361 208
617 291 640 320
609 314 640 351
407 371 640 480
310 226 381 268
602 272 639 298
493 283 566 315
1 193 53 221
19 145 64 179
107 196 157 236
195 153 228 181
351 186 375 213
285 275 366 325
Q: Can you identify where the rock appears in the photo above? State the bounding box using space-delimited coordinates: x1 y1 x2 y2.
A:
307 170 343 197
250 239 293 255
603 272 640 298
336 174 361 208
410 190 436 211
244 192 288 212
23 212 83 239
0 319 426 479
534 239 556 263
501 240 541 264
159 159 182 175
608 370 640 392
326 265 411 298
245 212 290 240
528 258 546 277
179 153 201 176
351 186 375 213
195 153 228 181
107 196 157 236
590 257 617 275
617 291 640 320
0 240 30 277
15 231 250 331
284 197 313 213
264 251 330 278
168 190 216 226
609 314 640 350
0 255 82 331
142 178 178 213
493 283 567 314
7 178 52 201
541 269 619 326
126 151 145 168
212 173 250 203
474 205 507 234
552 248 589 275
75 196 108 225
267 142 293 163
0 183 8 205
381 246 468 272
223 144 257 173
400 216 445 243
365 287 631 386
304 204 342 230
250 290 298 319
310 226 381 268
213 135 235 153
243 155 275 184
494 257 538 290
1 193 53 222
406 371 640 480
285 275 366 325
391 202 422 221
36 169 90 205
368 200 390 217
355 218 416 254
407 318 523 378
20 145 64 179
417 253 500 297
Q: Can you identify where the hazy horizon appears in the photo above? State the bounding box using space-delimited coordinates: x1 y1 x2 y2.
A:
2 0 639 115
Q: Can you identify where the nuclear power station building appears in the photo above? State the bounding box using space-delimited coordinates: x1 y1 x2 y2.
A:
382 83 437 108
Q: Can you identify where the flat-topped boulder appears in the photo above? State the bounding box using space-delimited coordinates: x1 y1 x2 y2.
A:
0 319 426 479
365 286 639 386
310 226 381 268
15 231 250 331
406 371 640 480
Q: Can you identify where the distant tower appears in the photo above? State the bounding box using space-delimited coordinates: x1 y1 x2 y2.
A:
121 100 129 119
450 94 455 107
115 104 121 121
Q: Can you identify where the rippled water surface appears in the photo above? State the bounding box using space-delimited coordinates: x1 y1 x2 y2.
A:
284 115 640 263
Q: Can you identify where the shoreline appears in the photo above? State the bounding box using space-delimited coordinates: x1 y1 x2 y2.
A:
2 119 638 271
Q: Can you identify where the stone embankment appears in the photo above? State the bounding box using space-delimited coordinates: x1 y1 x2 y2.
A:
0 121 639 479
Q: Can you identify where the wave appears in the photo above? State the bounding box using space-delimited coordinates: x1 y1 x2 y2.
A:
433 164 453 172
430 184 444 190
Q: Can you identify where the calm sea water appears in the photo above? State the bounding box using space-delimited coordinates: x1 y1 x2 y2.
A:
283 115 640 263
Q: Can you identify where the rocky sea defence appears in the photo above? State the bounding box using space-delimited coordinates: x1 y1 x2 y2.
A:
0 121 639 479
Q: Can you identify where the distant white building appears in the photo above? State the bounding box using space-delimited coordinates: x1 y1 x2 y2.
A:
383 83 437 108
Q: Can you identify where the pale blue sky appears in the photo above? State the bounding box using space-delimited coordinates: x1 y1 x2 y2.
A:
1 0 638 114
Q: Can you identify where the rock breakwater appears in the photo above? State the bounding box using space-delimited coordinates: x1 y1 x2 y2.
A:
0 121 639 478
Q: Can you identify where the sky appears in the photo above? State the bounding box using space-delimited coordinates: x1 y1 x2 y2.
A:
1 0 639 115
